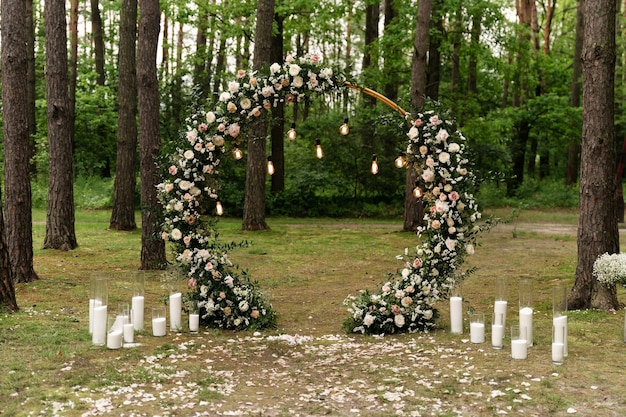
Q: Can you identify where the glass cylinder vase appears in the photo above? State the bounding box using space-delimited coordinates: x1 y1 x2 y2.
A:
518 277 533 347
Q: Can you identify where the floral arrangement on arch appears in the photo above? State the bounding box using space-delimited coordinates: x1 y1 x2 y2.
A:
344 109 486 334
157 54 343 330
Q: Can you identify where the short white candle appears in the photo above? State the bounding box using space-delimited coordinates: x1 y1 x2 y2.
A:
470 322 485 343
553 315 568 356
494 300 507 325
123 322 134 344
551 342 564 364
519 307 533 347
152 317 166 337
89 298 95 334
511 338 528 359
189 313 200 333
132 295 145 331
169 292 182 332
491 324 504 349
450 296 463 334
107 329 123 349
92 304 108 346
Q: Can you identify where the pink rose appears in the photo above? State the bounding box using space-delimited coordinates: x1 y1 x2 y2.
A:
187 278 197 289
237 69 246 78
228 123 241 138
310 53 321 64
198 123 208 132
250 310 260 319
391 304 401 315
217 123 226 132
183 236 191 246
413 258 422 268
419 146 428 155
449 191 460 201
414 119 423 127
168 165 178 175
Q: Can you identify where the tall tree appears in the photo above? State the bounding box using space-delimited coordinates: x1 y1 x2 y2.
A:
110 0 138 231
3 0 39 283
43 0 78 251
91 0 106 85
138 0 166 269
566 0 583 186
362 0 380 96
404 0 431 232
242 0 275 230
270 14 285 194
569 0 620 310
426 0 443 100
382 0 400 101
26 0 37 173
0 188 18 313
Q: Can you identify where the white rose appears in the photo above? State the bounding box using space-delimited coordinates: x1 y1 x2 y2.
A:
186 130 197 143
363 313 375 327
170 228 182 240
445 238 456 251
466 244 475 255
395 289 405 299
270 62 282 74
179 180 192 190
401 268 410 278
439 152 450 164
206 111 216 124
240 98 252 110
174 201 184 211
407 126 419 140
436 129 449 142
394 314 405 328
228 81 240 94
292 75 304 88
239 300 249 312
320 67 333 78
289 64 301 76
219 91 231 102
421 169 435 182
261 86 274 97
448 142 460 153
184 150 195 160
423 309 433 320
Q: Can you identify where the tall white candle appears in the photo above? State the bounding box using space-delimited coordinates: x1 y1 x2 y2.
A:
189 313 200 333
92 305 108 346
511 338 528 359
492 324 504 349
107 328 123 349
519 307 533 347
169 292 182 332
132 295 144 331
123 322 134 344
470 322 485 343
89 298 95 334
450 296 463 334
553 315 568 356
152 317 166 337
494 300 507 325
551 342 564 364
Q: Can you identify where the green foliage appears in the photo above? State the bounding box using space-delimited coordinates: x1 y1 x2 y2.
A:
477 178 579 209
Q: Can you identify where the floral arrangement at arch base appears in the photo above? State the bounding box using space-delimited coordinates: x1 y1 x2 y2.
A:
157 54 342 330
344 109 489 335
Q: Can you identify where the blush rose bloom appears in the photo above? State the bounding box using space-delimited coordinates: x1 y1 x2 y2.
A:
168 165 178 175
170 228 182 240
421 169 435 182
251 310 260 319
363 313 375 327
206 111 216 124
394 314 406 327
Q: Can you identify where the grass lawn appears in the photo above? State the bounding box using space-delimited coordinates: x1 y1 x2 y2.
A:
2 208 626 416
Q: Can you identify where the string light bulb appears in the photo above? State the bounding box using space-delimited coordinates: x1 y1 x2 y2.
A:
233 146 243 160
371 154 379 175
215 200 224 216
287 122 297 141
315 138 324 159
394 152 406 168
339 117 349 135
412 184 423 198
267 156 275 175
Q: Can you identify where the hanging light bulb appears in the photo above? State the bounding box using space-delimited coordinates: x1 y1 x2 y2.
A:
267 156 275 175
315 138 324 159
233 146 243 160
394 152 406 168
339 117 349 135
412 183 423 198
287 122 297 141
371 154 379 175
215 200 224 216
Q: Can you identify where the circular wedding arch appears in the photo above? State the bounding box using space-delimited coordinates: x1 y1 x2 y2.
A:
157 54 484 334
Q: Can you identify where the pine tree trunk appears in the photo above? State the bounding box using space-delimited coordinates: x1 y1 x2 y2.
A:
138 0 166 269
0 188 18 313
26 0 37 175
44 0 78 251
91 0 106 85
566 0 584 186
569 0 620 311
270 14 285 194
3 0 39 283
110 0 138 231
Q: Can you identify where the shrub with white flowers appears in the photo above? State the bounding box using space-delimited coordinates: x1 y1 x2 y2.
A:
343 109 487 335
593 252 626 287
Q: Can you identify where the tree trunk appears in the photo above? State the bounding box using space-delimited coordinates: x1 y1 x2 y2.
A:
362 0 380 101
44 0 78 251
404 0 431 232
0 187 18 313
91 0 105 85
467 9 482 94
242 0 275 231
2 0 39 283
569 0 620 311
382 0 399 101
110 0 138 231
270 14 285 194
138 0 166 269
566 0 584 186
426 0 442 101
26 0 37 175
193 3 209 97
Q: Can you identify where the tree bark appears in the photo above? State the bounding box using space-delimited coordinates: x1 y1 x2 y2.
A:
26 0 37 175
270 14 285 194
467 8 482 95
138 0 166 269
426 0 442 101
91 0 106 85
382 0 399 101
566 0 584 186
0 187 18 313
44 0 78 251
569 0 620 311
3 0 39 283
242 0 275 231
110 0 138 231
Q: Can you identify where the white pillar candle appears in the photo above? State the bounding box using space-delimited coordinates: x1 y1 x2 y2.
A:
132 295 145 331
92 304 108 346
89 298 95 334
169 292 182 332
511 338 528 359
450 296 463 334
189 313 200 333
551 342 564 364
494 300 507 325
519 307 533 347
492 324 504 349
107 328 123 349
553 315 568 356
152 317 166 337
123 322 134 344
470 322 485 343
